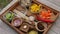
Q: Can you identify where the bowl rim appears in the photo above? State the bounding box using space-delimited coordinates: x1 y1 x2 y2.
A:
11 17 23 27
35 21 47 32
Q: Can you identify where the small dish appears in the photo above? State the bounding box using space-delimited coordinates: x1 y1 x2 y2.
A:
19 23 29 32
35 9 59 23
20 0 31 7
28 30 38 34
35 21 47 32
11 17 22 27
29 4 42 13
3 12 14 22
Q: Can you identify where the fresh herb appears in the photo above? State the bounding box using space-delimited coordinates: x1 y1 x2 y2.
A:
0 0 11 9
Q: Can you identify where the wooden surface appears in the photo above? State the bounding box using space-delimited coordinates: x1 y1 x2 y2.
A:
0 0 60 34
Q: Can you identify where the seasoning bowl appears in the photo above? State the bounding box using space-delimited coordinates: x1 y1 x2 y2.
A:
20 0 32 7
29 4 42 13
28 30 38 34
11 17 22 27
19 23 29 32
36 8 59 23
3 12 15 22
35 21 47 32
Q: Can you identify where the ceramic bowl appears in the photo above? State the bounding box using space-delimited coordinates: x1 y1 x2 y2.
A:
11 17 22 27
35 21 47 32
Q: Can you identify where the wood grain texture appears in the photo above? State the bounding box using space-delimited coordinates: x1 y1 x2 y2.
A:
0 0 60 34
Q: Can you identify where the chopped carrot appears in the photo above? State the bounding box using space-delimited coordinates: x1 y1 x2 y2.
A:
39 10 52 19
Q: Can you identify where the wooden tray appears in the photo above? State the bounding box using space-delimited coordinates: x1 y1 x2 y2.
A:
0 0 59 34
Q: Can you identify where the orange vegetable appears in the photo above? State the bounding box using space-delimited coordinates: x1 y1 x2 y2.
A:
40 10 52 19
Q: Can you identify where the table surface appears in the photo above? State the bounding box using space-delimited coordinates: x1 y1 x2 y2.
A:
0 0 60 34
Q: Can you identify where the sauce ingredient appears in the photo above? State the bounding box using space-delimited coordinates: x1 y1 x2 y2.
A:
40 10 52 19
29 30 38 34
37 23 44 30
5 12 14 22
13 19 21 27
30 4 41 13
